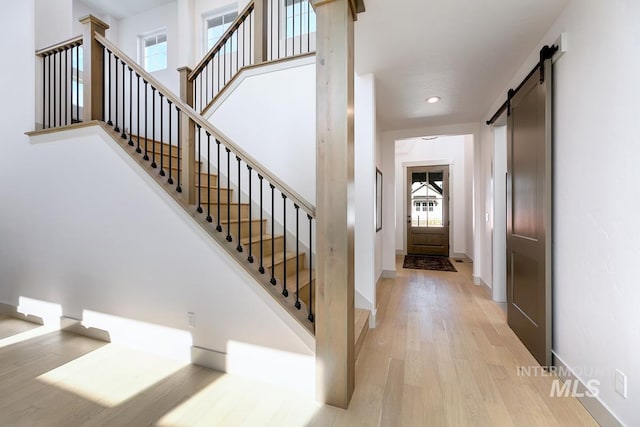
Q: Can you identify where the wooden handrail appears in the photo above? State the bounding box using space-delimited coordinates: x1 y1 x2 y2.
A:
189 0 255 80
36 35 83 57
95 32 316 218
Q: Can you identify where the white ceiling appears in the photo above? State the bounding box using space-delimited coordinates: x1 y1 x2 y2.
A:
77 0 174 20
354 0 569 130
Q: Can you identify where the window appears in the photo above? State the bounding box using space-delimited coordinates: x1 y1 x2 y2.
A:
206 10 238 51
142 33 167 72
285 0 316 37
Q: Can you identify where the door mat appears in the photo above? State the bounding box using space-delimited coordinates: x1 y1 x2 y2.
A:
403 255 457 272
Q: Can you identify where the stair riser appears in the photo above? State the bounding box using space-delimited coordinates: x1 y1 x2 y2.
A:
245 236 285 258
221 219 266 239
198 188 233 204
297 280 316 307
267 254 306 282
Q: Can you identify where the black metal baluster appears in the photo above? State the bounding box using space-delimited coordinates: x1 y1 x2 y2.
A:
197 125 203 213
114 55 119 132
136 74 141 153
151 87 157 168
270 184 276 285
258 174 265 274
101 48 105 122
42 54 47 129
76 46 80 123
167 100 173 184
143 81 149 160
282 194 288 296
247 166 254 263
53 52 56 127
205 65 208 109
193 78 197 113
120 60 126 138
295 204 301 309
206 132 212 222
307 214 314 322
176 106 182 193
65 47 68 125
216 139 222 232
277 0 280 59
299 0 302 55
226 147 232 242
217 52 221 96
58 50 62 126
235 30 239 75
106 51 112 125
236 156 243 252
159 93 165 176
292 0 295 56
128 67 133 146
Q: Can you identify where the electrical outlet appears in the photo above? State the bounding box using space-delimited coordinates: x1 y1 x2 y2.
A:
187 312 196 328
615 369 627 398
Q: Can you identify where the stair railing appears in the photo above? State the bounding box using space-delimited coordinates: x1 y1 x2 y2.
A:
36 35 83 129
96 27 316 326
189 0 316 114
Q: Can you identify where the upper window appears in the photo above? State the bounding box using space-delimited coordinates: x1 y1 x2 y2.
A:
285 0 316 37
206 10 238 51
142 33 167 72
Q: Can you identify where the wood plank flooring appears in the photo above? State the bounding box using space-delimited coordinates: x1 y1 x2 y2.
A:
0 257 597 426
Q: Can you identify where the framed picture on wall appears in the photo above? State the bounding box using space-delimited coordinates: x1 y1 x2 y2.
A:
376 168 383 232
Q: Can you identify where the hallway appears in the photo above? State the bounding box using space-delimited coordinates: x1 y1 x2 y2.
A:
0 259 597 426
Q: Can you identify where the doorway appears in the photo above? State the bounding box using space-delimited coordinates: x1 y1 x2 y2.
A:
406 165 449 255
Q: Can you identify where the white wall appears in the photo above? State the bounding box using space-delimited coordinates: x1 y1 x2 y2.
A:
479 0 640 424
0 3 314 396
72 0 120 44
394 135 472 257
208 58 316 204
118 1 180 93
354 73 377 320
35 0 73 49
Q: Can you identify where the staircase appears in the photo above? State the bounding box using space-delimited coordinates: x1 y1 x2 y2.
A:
31 5 371 378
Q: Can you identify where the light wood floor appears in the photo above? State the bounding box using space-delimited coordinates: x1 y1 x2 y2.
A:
0 258 597 426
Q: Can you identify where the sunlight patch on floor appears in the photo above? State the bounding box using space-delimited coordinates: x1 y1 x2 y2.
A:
0 324 58 349
37 344 187 407
156 372 322 427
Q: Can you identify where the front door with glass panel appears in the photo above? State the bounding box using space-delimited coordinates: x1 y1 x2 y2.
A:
407 165 449 256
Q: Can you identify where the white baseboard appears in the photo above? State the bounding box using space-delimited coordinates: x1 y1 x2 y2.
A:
553 353 624 427
472 275 482 285
395 249 406 256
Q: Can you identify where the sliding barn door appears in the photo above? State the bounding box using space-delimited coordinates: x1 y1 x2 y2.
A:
506 58 553 366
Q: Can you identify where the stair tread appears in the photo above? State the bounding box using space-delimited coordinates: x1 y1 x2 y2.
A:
240 234 283 244
197 200 248 207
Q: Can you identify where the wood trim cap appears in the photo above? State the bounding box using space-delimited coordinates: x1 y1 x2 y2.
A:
79 15 110 30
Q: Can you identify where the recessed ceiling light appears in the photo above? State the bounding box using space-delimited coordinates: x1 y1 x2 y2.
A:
426 96 441 104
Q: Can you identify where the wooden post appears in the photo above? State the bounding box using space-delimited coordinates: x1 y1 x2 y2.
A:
79 15 109 122
253 0 267 63
312 0 359 409
178 67 196 204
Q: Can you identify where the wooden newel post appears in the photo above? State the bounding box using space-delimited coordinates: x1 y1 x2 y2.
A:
79 15 109 122
312 0 363 409
178 66 196 204
253 0 268 64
